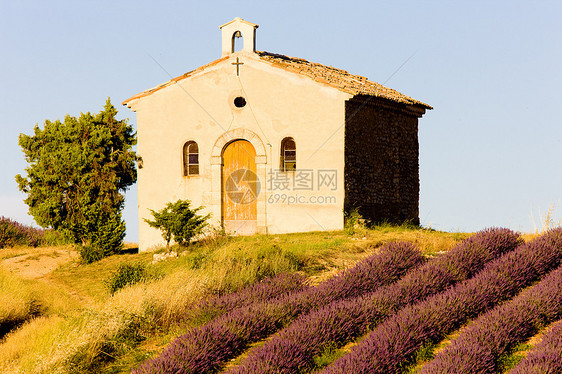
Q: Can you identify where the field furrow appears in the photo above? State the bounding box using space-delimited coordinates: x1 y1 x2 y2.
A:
507 319 562 374
420 263 562 373
320 228 562 374
227 228 521 373
133 241 424 374
182 272 307 327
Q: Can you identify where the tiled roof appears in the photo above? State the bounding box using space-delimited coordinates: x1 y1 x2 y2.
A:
257 51 432 109
123 51 431 110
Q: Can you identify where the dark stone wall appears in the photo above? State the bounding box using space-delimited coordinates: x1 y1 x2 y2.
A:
344 96 423 225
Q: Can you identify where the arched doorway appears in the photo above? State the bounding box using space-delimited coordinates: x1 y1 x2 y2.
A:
222 139 260 234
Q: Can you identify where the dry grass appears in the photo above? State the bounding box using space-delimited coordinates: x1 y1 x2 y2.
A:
0 266 78 340
0 225 466 374
0 268 40 338
530 203 562 234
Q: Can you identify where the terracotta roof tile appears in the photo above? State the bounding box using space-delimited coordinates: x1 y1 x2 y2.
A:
257 51 432 109
123 52 432 110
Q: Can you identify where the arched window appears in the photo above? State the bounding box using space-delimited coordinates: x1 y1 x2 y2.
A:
280 137 296 172
183 141 199 176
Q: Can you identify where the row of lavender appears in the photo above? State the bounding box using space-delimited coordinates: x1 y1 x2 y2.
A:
509 319 562 374
321 228 562 374
0 216 61 248
228 228 522 373
183 272 307 327
134 241 426 374
421 261 562 373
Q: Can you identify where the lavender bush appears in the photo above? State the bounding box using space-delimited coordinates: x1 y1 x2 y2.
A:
508 319 562 374
421 263 562 374
322 228 562 374
0 216 67 248
184 272 308 327
133 241 425 374
229 228 521 373
0 216 44 248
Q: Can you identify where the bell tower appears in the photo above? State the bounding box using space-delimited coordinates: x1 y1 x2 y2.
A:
219 17 259 57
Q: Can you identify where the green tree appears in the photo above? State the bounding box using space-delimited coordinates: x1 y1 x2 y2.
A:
145 199 210 249
15 99 136 262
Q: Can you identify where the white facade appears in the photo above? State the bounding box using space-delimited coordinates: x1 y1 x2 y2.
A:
124 18 351 251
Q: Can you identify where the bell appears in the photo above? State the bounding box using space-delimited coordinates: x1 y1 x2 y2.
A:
233 31 242 38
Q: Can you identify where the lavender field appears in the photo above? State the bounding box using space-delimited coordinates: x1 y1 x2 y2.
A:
132 227 562 374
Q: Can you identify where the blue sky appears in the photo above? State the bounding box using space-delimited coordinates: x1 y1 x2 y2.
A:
1 0 561 241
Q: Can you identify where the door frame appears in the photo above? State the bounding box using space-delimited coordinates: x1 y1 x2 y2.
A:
221 139 258 234
209 128 268 234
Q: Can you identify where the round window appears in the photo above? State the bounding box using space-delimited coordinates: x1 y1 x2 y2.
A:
234 96 246 108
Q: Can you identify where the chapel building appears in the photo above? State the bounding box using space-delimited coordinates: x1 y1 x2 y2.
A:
123 17 432 251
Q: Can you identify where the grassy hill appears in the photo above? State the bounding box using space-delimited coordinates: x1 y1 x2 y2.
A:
1 225 559 374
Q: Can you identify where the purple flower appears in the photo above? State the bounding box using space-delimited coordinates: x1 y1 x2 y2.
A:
230 228 521 374
322 228 562 374
133 241 424 374
421 263 562 374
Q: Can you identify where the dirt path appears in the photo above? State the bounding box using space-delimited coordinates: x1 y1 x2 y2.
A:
0 246 79 279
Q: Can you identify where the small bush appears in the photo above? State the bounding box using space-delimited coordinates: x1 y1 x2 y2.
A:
105 263 154 295
65 314 148 374
79 245 104 264
78 212 126 264
196 225 231 248
145 199 210 249
344 209 362 236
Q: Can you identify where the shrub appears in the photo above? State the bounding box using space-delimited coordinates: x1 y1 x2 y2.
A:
421 264 562 374
230 228 522 373
0 216 47 248
73 211 127 264
64 313 148 373
133 241 425 374
344 208 363 235
15 99 136 256
0 216 71 249
195 225 230 248
145 199 210 249
105 263 156 295
508 319 562 374
42 228 69 246
78 211 126 263
78 245 104 264
322 228 562 374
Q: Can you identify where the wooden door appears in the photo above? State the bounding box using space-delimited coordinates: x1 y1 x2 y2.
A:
222 140 258 234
